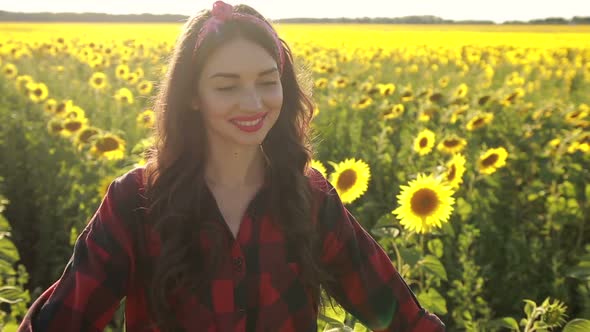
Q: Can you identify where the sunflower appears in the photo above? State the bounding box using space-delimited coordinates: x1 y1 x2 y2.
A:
392 173 455 234
60 104 86 120
115 64 130 80
376 83 396 96
134 67 145 79
90 133 126 160
477 95 491 106
418 105 438 122
310 159 327 178
61 117 88 137
329 158 371 204
136 109 155 128
333 77 349 89
27 82 49 103
567 132 590 154
15 75 34 94
315 78 328 89
382 103 405 120
44 98 57 114
400 89 414 103
501 88 525 106
438 76 450 88
54 99 73 116
47 118 64 135
75 126 101 148
2 63 18 79
114 88 134 104
453 83 469 99
450 104 469 124
89 72 107 90
126 72 140 85
477 147 508 174
466 112 494 131
353 96 373 110
565 109 588 124
137 80 153 96
442 154 467 189
437 135 467 154
413 129 436 156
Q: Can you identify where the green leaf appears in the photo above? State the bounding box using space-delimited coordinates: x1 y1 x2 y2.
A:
417 288 447 315
2 323 19 332
0 285 24 304
398 247 421 267
353 322 370 332
566 261 590 281
524 299 537 318
563 319 590 332
487 317 520 331
456 197 472 221
427 239 444 258
0 237 19 265
418 255 448 281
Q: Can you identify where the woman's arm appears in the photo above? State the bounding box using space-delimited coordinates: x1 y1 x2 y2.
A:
18 169 140 332
311 168 445 332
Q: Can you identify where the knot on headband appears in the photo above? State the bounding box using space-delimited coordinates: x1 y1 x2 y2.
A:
211 0 233 21
193 1 285 74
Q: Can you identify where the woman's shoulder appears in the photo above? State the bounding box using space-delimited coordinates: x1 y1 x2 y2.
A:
305 166 336 197
108 165 147 208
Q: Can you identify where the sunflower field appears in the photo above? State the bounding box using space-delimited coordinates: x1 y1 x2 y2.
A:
1 23 589 331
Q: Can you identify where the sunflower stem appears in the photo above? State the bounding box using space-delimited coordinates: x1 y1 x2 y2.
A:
420 234 425 289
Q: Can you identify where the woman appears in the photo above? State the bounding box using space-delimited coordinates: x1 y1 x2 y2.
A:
18 1 445 331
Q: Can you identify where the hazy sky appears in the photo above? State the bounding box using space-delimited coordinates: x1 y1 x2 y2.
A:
2 0 589 23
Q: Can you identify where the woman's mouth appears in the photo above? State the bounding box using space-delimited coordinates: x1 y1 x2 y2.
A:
229 112 268 133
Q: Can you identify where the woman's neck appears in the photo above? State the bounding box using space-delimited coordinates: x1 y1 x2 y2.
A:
204 140 266 189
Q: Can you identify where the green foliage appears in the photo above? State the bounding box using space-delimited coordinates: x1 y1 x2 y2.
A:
0 178 30 328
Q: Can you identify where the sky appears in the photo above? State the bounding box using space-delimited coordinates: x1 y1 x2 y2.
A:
2 0 589 23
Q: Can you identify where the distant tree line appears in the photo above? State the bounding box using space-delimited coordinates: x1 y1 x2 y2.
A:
0 10 589 24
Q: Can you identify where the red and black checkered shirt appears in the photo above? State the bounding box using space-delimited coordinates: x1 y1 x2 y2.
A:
18 166 445 331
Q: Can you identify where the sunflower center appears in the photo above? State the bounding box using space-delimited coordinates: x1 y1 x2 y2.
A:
419 137 428 148
96 137 120 152
444 139 460 148
34 88 43 97
472 117 484 127
410 188 439 217
50 123 63 133
64 121 82 132
56 104 66 113
447 165 456 181
94 77 103 85
337 169 357 193
482 153 499 167
79 129 99 143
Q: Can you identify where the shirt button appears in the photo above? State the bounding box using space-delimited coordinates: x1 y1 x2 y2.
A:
233 257 243 272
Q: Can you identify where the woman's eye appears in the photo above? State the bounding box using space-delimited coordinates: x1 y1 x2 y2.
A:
260 81 278 86
216 86 235 91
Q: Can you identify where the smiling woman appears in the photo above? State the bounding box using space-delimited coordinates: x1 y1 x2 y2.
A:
17 1 445 332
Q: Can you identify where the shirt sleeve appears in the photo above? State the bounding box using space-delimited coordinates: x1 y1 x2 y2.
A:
18 169 140 332
310 168 445 332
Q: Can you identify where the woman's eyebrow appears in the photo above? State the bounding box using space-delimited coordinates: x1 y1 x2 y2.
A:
208 67 278 79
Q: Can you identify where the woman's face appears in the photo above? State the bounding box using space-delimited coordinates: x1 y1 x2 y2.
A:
193 37 283 149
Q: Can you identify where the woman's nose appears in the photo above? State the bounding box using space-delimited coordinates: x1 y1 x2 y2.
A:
239 86 263 111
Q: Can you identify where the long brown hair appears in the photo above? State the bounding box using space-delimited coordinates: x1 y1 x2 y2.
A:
140 4 335 330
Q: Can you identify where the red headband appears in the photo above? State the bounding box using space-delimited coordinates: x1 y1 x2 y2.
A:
192 1 285 74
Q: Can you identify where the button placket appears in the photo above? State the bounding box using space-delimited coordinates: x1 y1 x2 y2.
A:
233 256 244 272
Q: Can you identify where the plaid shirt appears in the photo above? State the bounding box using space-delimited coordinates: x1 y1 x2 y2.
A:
18 166 445 332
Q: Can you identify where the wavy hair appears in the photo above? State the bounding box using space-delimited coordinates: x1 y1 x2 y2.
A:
139 4 336 330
